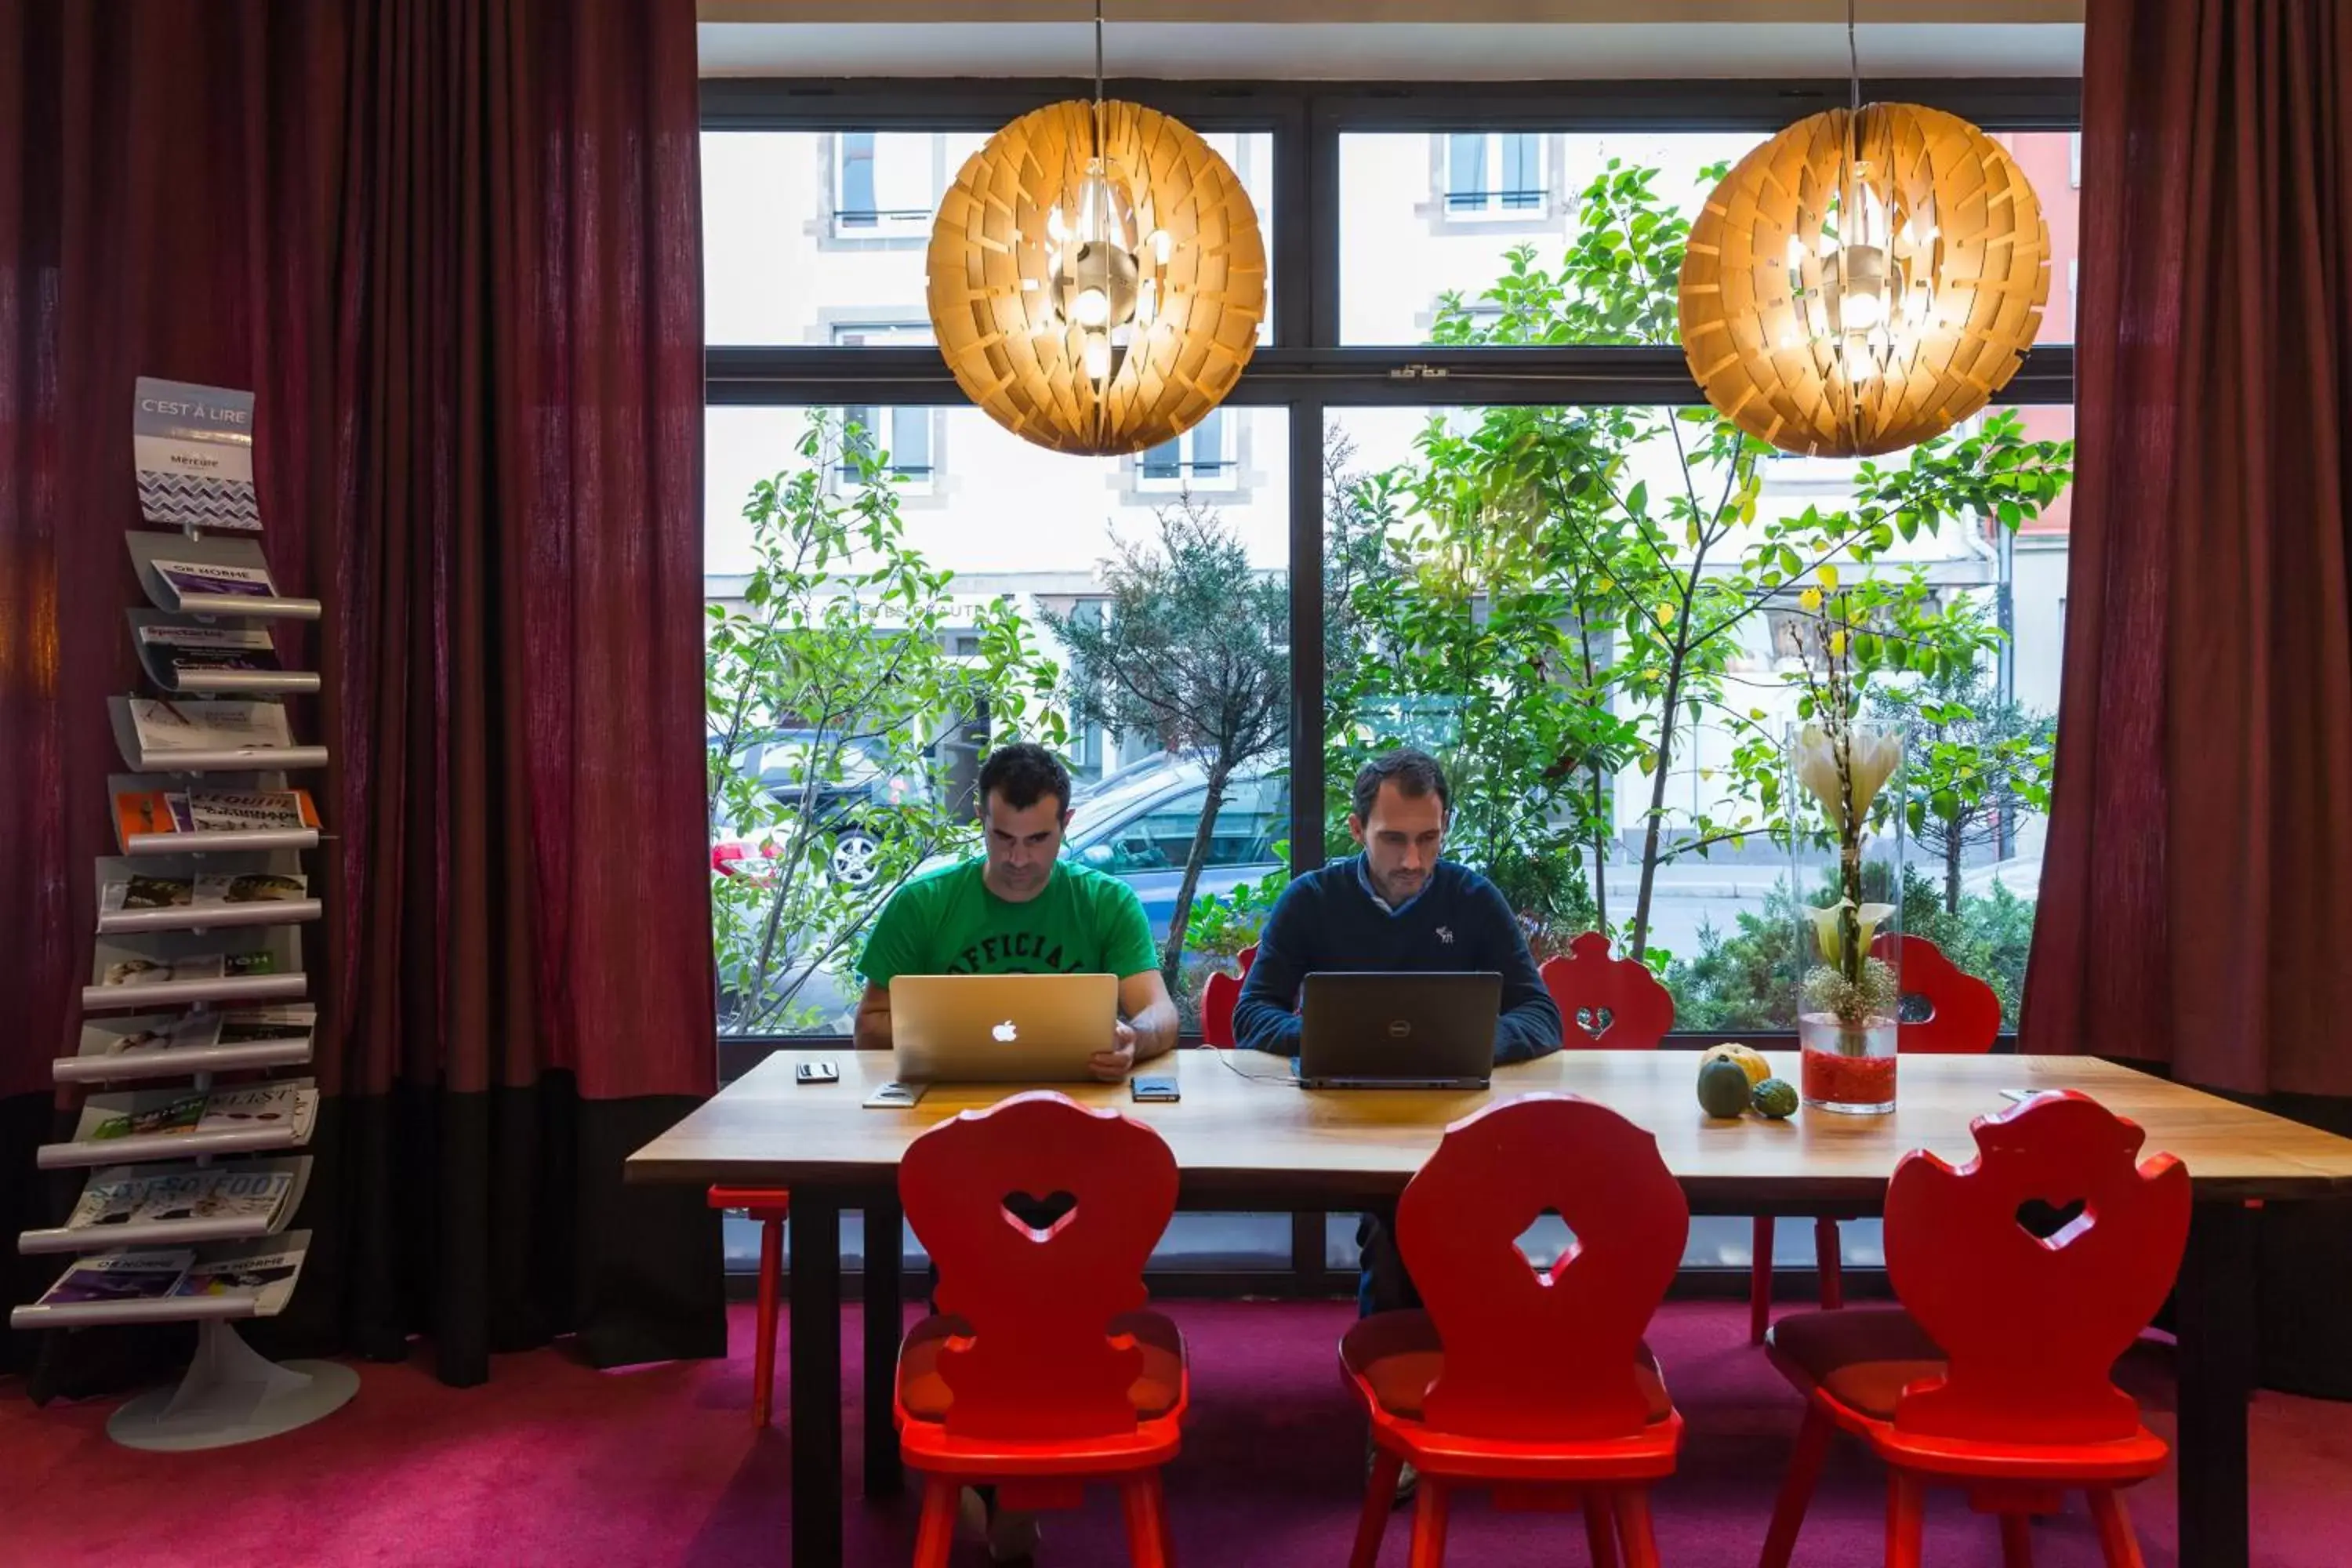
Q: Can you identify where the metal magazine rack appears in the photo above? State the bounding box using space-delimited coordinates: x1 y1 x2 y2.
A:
10 379 355 1450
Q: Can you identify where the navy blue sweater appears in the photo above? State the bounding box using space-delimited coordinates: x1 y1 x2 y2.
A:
1232 855 1563 1064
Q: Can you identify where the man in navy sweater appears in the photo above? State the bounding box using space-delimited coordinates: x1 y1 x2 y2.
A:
1234 747 1563 1320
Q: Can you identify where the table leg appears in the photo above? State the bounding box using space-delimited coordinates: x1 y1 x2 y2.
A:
2176 1199 2256 1568
790 1189 844 1568
862 1190 905 1498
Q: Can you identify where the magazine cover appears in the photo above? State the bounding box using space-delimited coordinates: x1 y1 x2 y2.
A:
137 623 282 680
95 946 278 988
126 699 294 753
151 557 275 604
114 789 319 843
215 1005 315 1048
134 377 258 531
38 1249 197 1307
64 1170 150 1229
194 1080 317 1141
185 790 318 833
78 1013 225 1060
84 1091 206 1142
62 1160 303 1232
172 1232 310 1316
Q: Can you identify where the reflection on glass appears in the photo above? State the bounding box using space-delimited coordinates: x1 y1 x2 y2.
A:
705 129 1276 347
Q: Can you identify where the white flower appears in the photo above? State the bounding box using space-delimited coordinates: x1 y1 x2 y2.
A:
1805 898 1898 965
1795 723 1901 830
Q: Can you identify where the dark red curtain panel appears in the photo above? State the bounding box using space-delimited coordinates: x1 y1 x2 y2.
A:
0 0 718 1387
2024 0 2352 1098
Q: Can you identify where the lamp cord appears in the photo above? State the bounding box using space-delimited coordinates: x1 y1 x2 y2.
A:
1846 0 1860 118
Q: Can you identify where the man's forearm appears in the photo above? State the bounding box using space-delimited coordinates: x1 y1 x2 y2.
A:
1131 996 1179 1062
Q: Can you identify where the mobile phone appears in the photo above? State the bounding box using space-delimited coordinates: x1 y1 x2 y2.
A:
862 1080 927 1109
1130 1074 1181 1103
796 1060 838 1084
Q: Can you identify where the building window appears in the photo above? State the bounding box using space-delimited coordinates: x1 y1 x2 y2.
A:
1444 132 1544 216
837 405 935 492
831 132 939 238
2069 131 2082 188
1138 408 1237 492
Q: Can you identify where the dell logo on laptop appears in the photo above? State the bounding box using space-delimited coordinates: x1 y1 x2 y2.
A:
1387 1019 1412 1038
991 1019 1018 1043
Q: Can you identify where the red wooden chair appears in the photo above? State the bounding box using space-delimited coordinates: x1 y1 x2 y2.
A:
706 1185 790 1427
1750 933 2002 1344
1538 931 1675 1051
1197 943 1264 1049
1341 1094 1689 1568
895 1091 1186 1568
1759 1091 2190 1568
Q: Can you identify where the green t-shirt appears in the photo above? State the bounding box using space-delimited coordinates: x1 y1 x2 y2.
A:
857 859 1158 988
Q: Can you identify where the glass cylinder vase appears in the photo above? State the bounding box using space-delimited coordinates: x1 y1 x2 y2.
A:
1788 720 1905 1115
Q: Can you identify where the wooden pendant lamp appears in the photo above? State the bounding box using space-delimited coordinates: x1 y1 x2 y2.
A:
1677 5 2049 457
924 5 1265 457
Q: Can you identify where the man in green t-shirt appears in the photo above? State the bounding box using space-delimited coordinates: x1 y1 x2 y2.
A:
854 742 1176 1082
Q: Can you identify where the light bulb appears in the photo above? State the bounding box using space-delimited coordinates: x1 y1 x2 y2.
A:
1073 286 1110 328
1842 287 1885 332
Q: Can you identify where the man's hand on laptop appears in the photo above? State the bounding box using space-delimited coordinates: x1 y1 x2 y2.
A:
1090 1021 1140 1082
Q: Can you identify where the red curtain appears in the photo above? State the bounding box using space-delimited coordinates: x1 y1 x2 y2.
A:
1 0 718 1385
2024 0 2352 1097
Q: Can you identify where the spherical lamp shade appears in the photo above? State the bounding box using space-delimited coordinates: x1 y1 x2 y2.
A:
926 98 1266 457
1678 103 2049 458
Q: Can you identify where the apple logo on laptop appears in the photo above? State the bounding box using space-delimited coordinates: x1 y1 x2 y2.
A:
992 1019 1018 1044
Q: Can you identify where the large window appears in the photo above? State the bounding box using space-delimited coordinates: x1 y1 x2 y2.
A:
702 78 2078 1281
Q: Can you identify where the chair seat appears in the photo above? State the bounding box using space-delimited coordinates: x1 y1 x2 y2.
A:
1767 1306 1946 1420
898 1309 1187 1424
1341 1308 1675 1425
1768 1306 2172 1481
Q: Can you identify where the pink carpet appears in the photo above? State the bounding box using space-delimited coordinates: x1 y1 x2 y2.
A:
3 1299 2346 1566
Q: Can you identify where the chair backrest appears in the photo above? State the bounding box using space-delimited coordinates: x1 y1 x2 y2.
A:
1871 933 2002 1054
1236 942 1258 978
1538 931 1675 1049
1198 968 1240 1049
1885 1091 2190 1445
1396 1094 1690 1441
898 1091 1180 1441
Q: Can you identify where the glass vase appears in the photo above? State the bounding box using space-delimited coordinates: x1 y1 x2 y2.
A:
1788 720 1906 1115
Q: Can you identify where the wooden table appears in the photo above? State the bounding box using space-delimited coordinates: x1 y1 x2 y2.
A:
627 1047 2352 1568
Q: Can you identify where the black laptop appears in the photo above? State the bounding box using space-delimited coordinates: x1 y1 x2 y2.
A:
1293 971 1502 1090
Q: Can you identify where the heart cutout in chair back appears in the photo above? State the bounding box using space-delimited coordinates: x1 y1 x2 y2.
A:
2015 1196 2094 1250
1001 1190 1079 1242
1574 1006 1615 1041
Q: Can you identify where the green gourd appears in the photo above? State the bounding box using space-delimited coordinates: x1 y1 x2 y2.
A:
1697 1057 1754 1120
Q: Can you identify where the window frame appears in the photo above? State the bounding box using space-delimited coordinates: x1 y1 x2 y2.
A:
702 74 2081 1054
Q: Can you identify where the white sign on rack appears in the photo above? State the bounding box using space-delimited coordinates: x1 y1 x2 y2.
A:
133 376 259 532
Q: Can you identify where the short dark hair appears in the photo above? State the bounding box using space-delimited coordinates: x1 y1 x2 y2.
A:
978 742 1073 818
1352 748 1450 824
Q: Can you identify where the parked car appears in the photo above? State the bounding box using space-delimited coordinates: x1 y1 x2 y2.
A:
709 729 933 887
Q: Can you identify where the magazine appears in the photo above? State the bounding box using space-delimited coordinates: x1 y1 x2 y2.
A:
64 1162 300 1232
100 870 310 918
126 699 294 754
194 1080 318 1141
152 557 275 603
114 789 320 842
35 1249 196 1307
172 1232 311 1316
82 1013 225 1059
85 1091 206 1142
136 623 282 681
134 377 258 532
215 1006 316 1049
97 949 278 987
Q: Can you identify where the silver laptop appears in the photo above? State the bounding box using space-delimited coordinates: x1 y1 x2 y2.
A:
1295 971 1502 1090
890 972 1119 1083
